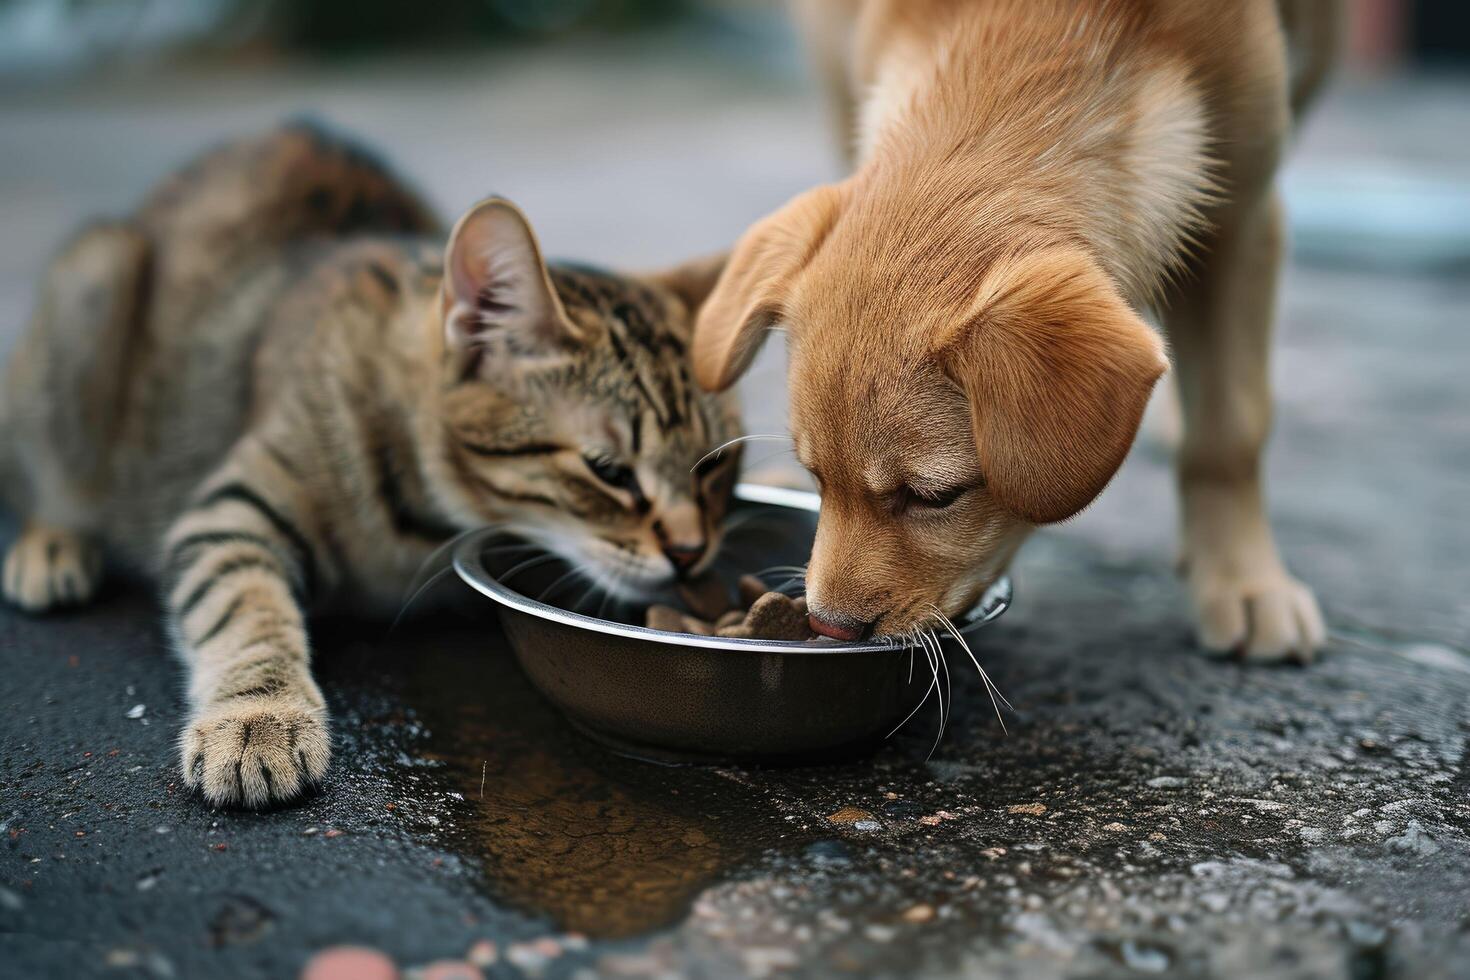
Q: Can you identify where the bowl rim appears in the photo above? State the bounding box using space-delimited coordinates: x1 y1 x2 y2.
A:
452 482 1012 655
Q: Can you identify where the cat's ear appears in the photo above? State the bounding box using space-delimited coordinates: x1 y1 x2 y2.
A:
692 183 843 392
644 252 728 318
440 198 586 367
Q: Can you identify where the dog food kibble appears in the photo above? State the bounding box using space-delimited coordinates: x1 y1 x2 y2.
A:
675 572 732 621
648 575 817 641
717 592 811 640
646 603 703 635
715 608 747 630
737 574 768 607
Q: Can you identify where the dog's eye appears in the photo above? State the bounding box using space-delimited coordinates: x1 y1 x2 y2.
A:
903 483 966 511
585 455 639 492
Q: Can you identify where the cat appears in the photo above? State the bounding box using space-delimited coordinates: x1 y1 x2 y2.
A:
0 121 741 808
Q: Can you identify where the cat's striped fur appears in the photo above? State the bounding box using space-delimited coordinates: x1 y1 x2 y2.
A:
0 122 740 807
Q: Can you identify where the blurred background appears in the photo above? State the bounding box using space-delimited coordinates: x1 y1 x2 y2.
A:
0 0 1466 636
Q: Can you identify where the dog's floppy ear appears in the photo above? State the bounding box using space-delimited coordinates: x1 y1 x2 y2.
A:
692 185 843 391
934 247 1168 524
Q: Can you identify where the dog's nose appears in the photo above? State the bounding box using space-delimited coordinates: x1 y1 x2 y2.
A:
807 611 871 642
663 543 705 576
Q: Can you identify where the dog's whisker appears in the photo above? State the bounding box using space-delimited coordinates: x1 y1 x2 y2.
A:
931 603 1013 714
921 630 945 760
886 630 938 739
929 630 948 743
935 628 953 745
931 603 1012 732
773 576 807 596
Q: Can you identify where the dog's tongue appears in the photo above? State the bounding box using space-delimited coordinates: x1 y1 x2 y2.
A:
807 614 864 642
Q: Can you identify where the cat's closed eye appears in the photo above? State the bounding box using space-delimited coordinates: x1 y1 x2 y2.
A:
584 454 640 493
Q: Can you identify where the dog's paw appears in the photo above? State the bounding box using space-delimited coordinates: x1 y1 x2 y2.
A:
181 698 331 808
2 524 102 613
1186 564 1325 663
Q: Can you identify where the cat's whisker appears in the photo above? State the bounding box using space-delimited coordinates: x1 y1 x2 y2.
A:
595 569 625 621
719 510 788 538
691 434 790 473
721 509 780 530
397 535 543 630
537 564 589 604
389 564 458 634
740 448 799 471
498 553 562 590
570 567 611 614
404 524 517 596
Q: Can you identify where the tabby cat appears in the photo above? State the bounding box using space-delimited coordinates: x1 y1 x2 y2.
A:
0 122 741 808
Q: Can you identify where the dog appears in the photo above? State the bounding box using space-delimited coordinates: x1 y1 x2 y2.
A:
691 0 1338 660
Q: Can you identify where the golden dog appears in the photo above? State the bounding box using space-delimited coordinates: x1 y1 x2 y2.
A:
693 0 1338 659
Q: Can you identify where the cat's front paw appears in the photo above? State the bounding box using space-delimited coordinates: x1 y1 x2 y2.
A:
2 524 102 613
181 698 331 808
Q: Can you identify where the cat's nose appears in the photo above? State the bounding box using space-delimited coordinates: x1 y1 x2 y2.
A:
807 610 872 642
662 543 706 576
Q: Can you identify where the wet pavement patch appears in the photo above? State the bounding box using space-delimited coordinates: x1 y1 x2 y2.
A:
401 617 841 939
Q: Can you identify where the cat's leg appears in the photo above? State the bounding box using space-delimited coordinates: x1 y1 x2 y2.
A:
163 442 333 808
2 522 104 612
1 220 150 612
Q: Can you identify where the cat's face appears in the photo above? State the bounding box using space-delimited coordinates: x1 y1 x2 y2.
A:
429 199 739 600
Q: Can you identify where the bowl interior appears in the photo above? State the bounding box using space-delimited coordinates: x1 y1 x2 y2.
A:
455 484 1011 654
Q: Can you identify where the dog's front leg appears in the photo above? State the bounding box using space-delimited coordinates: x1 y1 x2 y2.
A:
1163 190 1325 661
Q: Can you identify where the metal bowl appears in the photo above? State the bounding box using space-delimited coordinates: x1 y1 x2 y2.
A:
453 484 1012 764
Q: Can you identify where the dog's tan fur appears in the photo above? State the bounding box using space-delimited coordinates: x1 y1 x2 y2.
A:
695 0 1337 659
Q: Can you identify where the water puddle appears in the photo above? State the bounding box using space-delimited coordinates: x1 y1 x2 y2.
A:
389 616 824 939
